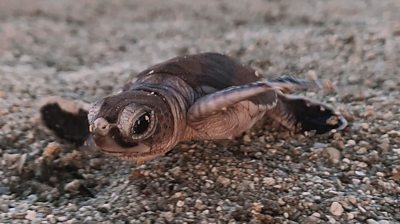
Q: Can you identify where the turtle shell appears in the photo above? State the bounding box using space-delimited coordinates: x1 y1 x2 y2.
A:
136 53 260 93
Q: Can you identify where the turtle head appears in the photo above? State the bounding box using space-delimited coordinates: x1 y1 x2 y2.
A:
88 90 177 163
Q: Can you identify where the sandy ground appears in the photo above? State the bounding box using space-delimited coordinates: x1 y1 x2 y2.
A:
0 0 399 223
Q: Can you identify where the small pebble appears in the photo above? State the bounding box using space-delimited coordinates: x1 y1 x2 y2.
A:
46 214 56 224
352 179 361 185
97 203 111 213
169 167 182 176
327 215 336 224
367 219 379 224
311 212 321 218
376 172 385 177
326 147 341 164
355 171 366 176
347 212 355 220
357 147 368 154
56 216 68 222
25 210 36 221
243 135 251 143
160 212 174 222
176 200 185 207
42 142 63 158
313 142 328 149
303 215 321 224
217 176 231 187
89 158 103 169
347 140 356 146
262 177 276 186
330 202 344 216
347 196 357 205
361 123 369 130
64 180 81 193
251 202 263 213
194 199 206 210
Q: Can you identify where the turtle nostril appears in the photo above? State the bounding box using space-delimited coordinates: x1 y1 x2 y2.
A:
100 124 108 130
93 117 111 135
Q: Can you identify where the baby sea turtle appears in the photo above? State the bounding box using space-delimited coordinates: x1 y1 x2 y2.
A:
41 53 347 163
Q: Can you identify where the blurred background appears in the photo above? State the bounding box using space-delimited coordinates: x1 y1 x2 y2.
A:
0 0 399 223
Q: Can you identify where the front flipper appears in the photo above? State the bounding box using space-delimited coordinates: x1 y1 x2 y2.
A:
268 94 347 134
187 82 276 122
187 78 320 122
39 96 90 145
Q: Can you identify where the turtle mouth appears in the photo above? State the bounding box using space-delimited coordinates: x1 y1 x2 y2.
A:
91 132 151 155
88 129 167 163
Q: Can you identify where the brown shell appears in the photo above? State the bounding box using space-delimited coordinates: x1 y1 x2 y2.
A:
136 53 260 91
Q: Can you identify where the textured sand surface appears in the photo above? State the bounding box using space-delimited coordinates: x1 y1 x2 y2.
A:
0 0 399 223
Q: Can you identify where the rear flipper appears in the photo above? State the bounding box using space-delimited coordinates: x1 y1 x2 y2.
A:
267 76 321 93
267 94 347 134
39 96 90 146
188 77 321 122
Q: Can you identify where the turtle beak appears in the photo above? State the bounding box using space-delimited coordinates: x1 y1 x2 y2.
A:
89 117 151 155
90 117 112 136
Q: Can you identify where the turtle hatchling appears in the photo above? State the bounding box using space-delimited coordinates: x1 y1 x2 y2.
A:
40 53 347 163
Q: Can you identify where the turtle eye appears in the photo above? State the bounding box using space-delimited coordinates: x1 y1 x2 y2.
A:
118 104 156 140
132 112 151 135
